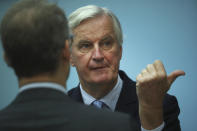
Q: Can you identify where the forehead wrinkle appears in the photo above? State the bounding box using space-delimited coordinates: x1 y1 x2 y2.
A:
73 15 115 43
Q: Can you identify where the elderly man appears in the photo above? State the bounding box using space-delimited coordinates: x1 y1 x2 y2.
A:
0 1 139 131
68 5 185 131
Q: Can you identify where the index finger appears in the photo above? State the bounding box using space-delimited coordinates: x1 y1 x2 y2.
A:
153 60 167 75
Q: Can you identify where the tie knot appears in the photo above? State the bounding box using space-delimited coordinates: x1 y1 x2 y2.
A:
92 100 109 110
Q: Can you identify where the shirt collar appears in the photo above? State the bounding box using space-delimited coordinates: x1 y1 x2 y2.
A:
19 82 67 95
80 75 123 111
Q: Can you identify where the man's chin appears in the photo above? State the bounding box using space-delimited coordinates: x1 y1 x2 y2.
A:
88 70 116 84
90 77 111 85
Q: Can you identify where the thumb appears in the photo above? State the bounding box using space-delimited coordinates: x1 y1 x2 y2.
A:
168 70 185 86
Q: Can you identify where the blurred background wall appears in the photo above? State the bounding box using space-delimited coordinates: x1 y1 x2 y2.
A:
0 0 196 130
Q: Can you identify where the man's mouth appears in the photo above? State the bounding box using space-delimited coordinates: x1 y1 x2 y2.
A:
90 66 107 70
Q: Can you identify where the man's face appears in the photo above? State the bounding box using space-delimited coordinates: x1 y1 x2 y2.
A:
70 15 122 87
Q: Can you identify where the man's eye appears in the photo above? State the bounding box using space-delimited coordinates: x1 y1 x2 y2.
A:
104 41 111 46
101 41 113 50
78 43 93 53
81 43 90 48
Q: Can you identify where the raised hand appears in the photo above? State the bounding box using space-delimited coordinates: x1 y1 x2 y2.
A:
136 60 185 129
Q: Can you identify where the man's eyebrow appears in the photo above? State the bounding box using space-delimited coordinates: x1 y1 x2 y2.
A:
78 40 92 44
100 35 114 42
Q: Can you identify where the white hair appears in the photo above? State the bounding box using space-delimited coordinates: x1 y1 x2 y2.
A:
68 5 123 45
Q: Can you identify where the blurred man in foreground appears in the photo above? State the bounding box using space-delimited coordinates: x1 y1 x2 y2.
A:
0 1 139 131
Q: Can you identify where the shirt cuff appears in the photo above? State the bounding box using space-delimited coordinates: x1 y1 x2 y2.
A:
141 122 165 131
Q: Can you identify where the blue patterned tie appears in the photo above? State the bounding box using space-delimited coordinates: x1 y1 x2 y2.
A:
92 100 110 110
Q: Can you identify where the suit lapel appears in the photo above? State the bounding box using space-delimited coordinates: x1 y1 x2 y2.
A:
115 71 140 125
67 85 83 103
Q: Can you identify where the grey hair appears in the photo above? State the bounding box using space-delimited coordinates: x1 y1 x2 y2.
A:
68 5 123 45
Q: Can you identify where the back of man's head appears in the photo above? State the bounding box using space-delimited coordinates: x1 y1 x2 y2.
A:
0 0 69 78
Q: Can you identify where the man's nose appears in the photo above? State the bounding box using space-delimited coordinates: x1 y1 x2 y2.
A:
92 45 104 62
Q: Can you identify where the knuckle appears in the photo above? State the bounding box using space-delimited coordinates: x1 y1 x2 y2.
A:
155 59 160 63
152 72 157 78
141 69 145 73
158 72 166 78
147 64 151 68
136 74 141 81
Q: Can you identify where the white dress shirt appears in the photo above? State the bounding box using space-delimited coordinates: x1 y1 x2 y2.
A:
80 75 123 111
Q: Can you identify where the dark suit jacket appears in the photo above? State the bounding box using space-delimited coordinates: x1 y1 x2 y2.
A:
0 87 139 131
68 70 181 131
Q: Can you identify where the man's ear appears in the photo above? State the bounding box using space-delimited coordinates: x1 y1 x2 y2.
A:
69 46 75 67
70 54 75 67
63 40 70 62
119 45 122 60
3 53 11 67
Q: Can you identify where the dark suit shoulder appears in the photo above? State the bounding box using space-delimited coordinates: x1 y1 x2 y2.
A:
163 93 180 118
0 88 139 131
163 94 181 131
163 93 179 106
71 102 138 131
